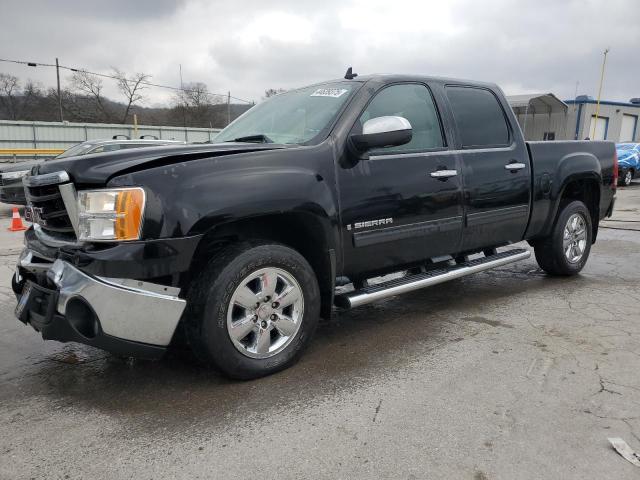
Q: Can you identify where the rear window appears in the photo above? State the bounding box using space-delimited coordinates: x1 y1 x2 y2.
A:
56 143 97 159
446 86 510 148
90 144 122 154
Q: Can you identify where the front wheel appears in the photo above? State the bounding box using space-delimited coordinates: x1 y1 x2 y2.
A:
185 242 320 379
534 200 592 276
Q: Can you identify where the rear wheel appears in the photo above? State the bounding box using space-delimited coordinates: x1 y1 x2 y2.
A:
185 242 320 379
534 200 592 276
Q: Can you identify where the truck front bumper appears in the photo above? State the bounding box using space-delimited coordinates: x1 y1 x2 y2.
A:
14 249 186 359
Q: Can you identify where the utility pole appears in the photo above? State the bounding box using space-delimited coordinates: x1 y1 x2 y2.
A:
133 113 138 139
227 91 231 126
55 58 64 122
179 64 186 128
591 48 609 139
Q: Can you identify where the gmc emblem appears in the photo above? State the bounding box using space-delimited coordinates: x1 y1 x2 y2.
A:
25 206 46 225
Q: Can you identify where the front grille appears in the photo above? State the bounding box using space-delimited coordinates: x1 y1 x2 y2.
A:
24 172 75 238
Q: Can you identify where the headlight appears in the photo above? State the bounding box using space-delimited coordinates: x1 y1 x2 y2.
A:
77 187 145 241
1 170 30 180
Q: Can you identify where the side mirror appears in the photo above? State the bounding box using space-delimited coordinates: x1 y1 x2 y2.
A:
349 116 412 159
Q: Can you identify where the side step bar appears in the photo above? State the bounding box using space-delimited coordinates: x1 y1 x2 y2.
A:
335 248 531 309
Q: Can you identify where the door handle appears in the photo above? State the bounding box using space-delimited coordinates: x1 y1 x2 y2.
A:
504 162 526 171
430 169 457 179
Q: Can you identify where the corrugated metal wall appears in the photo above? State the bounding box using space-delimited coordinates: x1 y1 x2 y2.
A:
514 111 571 141
0 120 221 158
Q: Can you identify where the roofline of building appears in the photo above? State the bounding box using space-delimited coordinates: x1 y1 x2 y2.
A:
565 99 640 108
507 93 568 111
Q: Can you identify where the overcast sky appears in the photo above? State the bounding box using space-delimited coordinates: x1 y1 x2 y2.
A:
1 0 638 107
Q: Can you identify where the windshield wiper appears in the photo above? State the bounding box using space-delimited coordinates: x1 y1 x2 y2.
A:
225 134 274 144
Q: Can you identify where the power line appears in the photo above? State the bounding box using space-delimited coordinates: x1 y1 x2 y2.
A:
0 57 253 103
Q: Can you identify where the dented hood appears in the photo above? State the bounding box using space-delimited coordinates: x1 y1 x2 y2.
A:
33 142 289 185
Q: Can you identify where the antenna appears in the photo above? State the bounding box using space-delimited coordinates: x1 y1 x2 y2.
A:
344 67 358 80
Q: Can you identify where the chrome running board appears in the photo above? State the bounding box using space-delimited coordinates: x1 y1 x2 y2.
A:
335 248 531 309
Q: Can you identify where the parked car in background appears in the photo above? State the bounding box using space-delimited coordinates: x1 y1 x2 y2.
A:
616 143 640 186
0 138 185 205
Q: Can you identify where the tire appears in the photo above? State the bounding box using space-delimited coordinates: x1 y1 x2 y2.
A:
185 241 320 379
534 200 592 276
620 170 633 187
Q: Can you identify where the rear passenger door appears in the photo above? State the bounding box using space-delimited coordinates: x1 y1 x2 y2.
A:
445 86 531 251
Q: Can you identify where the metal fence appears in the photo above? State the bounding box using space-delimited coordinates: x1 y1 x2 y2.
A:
0 120 222 162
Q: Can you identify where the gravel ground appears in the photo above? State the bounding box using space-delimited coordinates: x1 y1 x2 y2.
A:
0 184 639 480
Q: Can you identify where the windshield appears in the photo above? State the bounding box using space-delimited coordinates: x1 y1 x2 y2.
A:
56 142 98 159
215 82 359 145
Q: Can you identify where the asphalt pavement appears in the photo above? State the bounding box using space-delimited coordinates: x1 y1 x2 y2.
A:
1 184 639 479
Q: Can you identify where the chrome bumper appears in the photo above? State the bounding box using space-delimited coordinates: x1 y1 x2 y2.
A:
18 249 186 346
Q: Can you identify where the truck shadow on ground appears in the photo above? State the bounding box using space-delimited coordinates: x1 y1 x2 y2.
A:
4 258 597 432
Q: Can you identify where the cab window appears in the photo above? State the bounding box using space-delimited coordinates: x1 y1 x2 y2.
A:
446 86 510 148
357 83 444 154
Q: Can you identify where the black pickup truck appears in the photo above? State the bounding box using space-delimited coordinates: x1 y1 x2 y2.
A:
13 73 617 379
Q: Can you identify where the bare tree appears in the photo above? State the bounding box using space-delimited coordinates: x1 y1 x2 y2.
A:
184 82 213 107
264 88 286 99
70 71 111 122
0 73 21 119
113 69 150 124
20 80 45 120
56 86 90 122
0 71 250 127
172 82 222 126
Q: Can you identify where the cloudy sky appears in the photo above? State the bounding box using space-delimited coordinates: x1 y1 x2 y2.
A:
1 0 638 107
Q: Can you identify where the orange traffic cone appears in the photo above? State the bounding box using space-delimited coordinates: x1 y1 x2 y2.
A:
8 207 27 232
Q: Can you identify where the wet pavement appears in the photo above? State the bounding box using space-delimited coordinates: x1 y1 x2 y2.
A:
1 185 640 479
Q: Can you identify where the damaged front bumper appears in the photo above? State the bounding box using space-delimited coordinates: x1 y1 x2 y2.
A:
14 249 186 359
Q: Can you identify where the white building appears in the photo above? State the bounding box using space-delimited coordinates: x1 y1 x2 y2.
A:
507 94 640 143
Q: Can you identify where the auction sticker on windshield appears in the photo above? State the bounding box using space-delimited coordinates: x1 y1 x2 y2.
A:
311 88 349 98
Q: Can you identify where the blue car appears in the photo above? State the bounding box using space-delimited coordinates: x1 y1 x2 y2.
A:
616 143 640 186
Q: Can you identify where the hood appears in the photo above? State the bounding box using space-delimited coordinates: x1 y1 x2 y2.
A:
34 143 289 185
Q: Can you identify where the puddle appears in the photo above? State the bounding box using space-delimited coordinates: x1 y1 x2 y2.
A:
47 345 107 365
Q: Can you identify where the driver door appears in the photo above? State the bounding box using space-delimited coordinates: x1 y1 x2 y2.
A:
337 82 464 277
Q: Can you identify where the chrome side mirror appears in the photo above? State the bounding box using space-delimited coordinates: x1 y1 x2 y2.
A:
349 116 412 159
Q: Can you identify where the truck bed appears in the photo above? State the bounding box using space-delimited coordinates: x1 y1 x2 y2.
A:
525 140 617 241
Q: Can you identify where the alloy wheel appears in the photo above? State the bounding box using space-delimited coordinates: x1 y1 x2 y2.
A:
562 213 587 263
624 170 632 186
226 267 304 359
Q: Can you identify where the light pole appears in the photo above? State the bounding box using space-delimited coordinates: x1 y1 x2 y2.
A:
55 58 63 122
591 48 609 139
